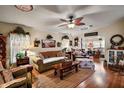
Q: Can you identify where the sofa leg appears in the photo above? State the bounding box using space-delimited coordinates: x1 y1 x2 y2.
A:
60 70 63 80
54 69 57 76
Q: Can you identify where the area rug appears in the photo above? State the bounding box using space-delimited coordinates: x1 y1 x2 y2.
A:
32 69 94 88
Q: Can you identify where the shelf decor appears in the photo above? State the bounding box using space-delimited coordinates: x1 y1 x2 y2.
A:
74 37 79 46
62 35 69 40
46 34 53 40
57 42 61 47
10 26 30 35
34 38 40 47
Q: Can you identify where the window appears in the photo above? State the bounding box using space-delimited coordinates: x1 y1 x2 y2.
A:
9 34 30 64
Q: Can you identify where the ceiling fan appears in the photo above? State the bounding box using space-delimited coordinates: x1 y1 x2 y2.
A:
58 15 86 28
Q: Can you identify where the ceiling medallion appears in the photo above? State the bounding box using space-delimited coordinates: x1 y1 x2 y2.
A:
15 5 33 12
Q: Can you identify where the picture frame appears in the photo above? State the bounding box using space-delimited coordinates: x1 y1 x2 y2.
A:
57 42 61 47
41 39 56 48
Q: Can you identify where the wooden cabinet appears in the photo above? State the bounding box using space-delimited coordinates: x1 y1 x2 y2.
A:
0 35 6 68
107 49 124 65
16 57 29 66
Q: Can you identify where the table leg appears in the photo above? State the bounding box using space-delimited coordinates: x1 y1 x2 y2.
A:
60 70 63 80
75 65 78 72
119 66 124 75
54 69 57 76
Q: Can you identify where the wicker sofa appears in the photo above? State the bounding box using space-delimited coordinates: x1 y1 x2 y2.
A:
32 51 66 73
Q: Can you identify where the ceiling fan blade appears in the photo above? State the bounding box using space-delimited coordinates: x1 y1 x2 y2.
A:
74 17 84 25
58 24 67 27
76 22 85 26
60 18 68 22
75 17 83 21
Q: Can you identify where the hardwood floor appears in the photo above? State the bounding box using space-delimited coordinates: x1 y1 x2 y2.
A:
77 58 124 88
32 58 124 88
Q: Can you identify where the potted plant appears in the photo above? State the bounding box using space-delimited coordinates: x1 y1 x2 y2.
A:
46 34 53 39
62 35 69 40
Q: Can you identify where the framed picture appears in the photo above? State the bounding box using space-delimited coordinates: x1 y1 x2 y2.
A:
41 40 56 48
69 40 72 46
57 42 61 47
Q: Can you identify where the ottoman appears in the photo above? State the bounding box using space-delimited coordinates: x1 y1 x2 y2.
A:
79 60 95 70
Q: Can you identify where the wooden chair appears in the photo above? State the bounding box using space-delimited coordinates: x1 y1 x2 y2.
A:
0 61 33 88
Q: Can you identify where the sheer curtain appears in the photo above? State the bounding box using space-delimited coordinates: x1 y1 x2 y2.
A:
9 34 30 64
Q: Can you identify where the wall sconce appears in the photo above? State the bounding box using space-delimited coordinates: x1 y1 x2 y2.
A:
74 37 79 46
34 38 40 47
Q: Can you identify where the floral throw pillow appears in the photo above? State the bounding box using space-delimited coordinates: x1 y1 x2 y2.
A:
39 53 44 60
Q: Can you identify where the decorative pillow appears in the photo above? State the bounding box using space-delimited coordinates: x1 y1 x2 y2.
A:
0 73 4 85
39 53 44 60
0 61 4 72
2 70 14 83
57 52 65 57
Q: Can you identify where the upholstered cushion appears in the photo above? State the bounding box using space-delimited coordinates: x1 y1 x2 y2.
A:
0 61 4 72
32 56 41 63
43 57 65 64
0 73 4 85
2 70 14 83
10 67 27 78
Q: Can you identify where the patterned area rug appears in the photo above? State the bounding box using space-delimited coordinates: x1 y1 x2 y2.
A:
32 68 94 88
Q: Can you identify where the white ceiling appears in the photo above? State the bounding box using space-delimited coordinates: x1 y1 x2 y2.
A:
0 5 124 35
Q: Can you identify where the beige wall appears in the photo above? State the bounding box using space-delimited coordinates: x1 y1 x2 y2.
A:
0 21 124 64
0 22 32 36
80 22 124 51
30 29 63 54
96 22 124 50
0 21 124 53
0 22 64 55
0 21 124 51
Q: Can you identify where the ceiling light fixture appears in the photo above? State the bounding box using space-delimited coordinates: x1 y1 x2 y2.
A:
67 23 75 29
15 5 33 12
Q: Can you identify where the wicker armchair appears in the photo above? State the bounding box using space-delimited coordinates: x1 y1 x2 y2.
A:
0 61 33 88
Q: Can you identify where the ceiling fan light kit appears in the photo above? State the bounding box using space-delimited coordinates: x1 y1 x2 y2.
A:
15 5 33 12
59 15 85 29
67 23 75 29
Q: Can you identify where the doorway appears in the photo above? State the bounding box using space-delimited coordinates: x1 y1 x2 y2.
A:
82 36 105 59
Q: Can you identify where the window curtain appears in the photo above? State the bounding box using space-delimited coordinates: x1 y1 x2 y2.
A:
9 34 30 64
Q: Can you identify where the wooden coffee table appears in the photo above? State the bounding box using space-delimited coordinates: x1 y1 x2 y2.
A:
53 61 79 80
